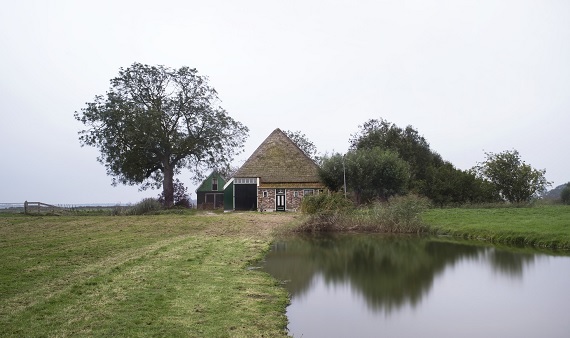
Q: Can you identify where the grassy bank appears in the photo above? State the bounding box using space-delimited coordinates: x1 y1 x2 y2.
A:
423 205 570 250
0 213 297 337
3 206 569 336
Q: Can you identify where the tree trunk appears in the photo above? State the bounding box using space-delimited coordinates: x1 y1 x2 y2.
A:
163 162 175 208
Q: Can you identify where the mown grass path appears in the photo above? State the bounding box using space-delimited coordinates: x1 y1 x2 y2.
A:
0 213 297 337
423 205 570 250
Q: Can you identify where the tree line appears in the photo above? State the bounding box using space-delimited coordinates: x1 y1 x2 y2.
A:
75 62 553 207
316 118 551 206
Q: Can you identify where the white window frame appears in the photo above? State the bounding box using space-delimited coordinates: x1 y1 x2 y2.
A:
234 178 257 184
304 189 315 196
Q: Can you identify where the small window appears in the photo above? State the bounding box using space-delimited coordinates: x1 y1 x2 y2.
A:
212 178 218 191
235 178 257 184
293 191 299 198
263 191 268 198
304 189 314 196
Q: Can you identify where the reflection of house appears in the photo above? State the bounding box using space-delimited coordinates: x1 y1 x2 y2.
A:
196 171 226 209
224 128 325 212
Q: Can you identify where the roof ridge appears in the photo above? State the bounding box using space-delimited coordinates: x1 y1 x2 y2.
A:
233 128 321 183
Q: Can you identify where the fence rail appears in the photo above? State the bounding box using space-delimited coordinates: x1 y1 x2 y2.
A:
0 202 126 214
23 201 68 214
0 203 25 213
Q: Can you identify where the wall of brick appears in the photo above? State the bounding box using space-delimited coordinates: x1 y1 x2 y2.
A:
258 188 320 211
258 189 276 211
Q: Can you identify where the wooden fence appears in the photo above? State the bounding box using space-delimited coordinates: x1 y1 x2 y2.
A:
23 201 67 214
0 202 128 214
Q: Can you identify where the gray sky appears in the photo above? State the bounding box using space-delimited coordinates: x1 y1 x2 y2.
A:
1 0 569 204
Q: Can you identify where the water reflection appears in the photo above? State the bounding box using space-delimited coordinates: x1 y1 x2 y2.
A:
263 234 536 313
487 249 535 277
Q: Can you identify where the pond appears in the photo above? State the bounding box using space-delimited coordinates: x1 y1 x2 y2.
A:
262 234 570 338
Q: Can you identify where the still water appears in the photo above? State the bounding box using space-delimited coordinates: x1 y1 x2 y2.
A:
262 234 570 338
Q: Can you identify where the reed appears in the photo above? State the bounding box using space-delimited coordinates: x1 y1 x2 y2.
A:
297 194 430 233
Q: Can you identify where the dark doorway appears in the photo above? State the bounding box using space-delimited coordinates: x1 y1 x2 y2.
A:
235 184 257 211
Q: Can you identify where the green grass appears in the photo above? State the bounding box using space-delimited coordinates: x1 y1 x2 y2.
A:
0 213 297 337
423 205 570 250
3 205 569 337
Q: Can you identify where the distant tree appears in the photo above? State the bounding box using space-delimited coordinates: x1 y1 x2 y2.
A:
344 148 410 204
349 118 443 195
284 130 319 162
543 183 570 200
75 63 249 207
425 161 501 206
318 152 346 193
472 150 551 203
561 183 570 205
158 178 191 208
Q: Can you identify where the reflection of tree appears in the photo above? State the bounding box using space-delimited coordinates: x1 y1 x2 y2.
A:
263 235 536 314
488 250 535 277
317 236 481 313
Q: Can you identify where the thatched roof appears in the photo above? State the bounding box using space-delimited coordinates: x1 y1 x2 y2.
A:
234 128 321 183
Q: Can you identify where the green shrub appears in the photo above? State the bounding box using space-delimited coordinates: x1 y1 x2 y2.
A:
301 192 354 214
109 204 126 216
128 198 163 215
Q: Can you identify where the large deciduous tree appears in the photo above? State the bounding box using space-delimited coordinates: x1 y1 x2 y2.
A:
157 178 192 208
472 150 551 203
319 148 410 204
284 130 319 163
74 63 249 207
345 148 410 203
423 161 501 206
349 118 443 194
348 118 501 205
318 152 346 193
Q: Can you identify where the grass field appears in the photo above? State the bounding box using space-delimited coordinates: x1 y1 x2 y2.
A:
0 212 298 337
2 205 569 337
423 205 570 250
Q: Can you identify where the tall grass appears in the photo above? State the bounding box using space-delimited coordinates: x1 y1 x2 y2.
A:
297 194 430 233
107 198 164 216
127 198 163 215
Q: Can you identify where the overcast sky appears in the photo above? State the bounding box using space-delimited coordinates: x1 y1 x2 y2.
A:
1 0 569 204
